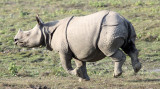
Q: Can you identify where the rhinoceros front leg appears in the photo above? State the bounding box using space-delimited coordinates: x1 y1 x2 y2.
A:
59 52 90 81
110 49 126 78
72 59 90 82
59 52 73 74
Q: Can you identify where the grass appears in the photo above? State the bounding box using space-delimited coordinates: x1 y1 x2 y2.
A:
0 0 160 88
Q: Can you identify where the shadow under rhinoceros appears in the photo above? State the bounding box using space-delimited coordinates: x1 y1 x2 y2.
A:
128 78 160 82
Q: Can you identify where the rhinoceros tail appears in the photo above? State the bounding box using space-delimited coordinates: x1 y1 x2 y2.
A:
121 20 136 54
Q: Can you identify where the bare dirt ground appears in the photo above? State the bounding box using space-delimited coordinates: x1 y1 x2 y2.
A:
0 74 160 89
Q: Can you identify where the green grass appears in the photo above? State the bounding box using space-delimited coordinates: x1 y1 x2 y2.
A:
0 0 160 88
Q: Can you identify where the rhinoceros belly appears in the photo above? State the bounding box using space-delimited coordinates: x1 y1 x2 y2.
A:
75 49 106 62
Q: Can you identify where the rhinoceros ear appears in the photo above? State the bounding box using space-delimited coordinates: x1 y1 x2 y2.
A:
36 15 44 25
18 29 23 33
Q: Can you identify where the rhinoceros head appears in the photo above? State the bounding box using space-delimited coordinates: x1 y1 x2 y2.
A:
14 15 44 48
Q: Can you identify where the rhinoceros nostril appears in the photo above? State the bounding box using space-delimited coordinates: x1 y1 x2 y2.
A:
14 39 18 42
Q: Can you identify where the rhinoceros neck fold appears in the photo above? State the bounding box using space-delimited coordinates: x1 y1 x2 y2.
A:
41 21 60 51
41 26 54 51
41 16 74 51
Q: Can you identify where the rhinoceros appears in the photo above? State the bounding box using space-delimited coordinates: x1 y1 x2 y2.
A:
14 10 141 81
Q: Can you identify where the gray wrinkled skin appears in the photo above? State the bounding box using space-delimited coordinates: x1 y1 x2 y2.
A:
14 10 141 81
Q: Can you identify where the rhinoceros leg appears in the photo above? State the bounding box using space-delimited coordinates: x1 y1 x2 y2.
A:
121 42 141 73
129 50 141 73
98 37 126 77
72 59 90 82
125 47 141 73
110 49 126 77
59 52 73 74
59 52 90 81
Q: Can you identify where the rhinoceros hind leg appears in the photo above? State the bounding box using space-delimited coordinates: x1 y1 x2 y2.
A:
72 59 90 82
98 37 125 77
128 49 141 73
110 49 126 78
121 41 142 73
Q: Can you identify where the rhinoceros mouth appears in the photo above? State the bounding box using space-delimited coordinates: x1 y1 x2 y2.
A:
15 41 22 45
15 41 27 47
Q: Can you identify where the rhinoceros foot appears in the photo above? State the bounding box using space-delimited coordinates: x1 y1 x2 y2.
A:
134 62 141 73
113 71 122 78
71 67 90 82
79 78 90 82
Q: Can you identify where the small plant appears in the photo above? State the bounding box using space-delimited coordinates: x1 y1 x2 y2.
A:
20 11 30 17
89 1 106 7
137 33 142 39
8 63 21 76
68 9 82 14
54 9 66 16
135 1 144 6
67 0 80 5
52 66 67 77
109 0 122 6
156 35 160 41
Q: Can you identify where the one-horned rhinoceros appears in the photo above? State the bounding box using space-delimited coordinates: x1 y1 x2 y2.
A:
14 10 141 81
